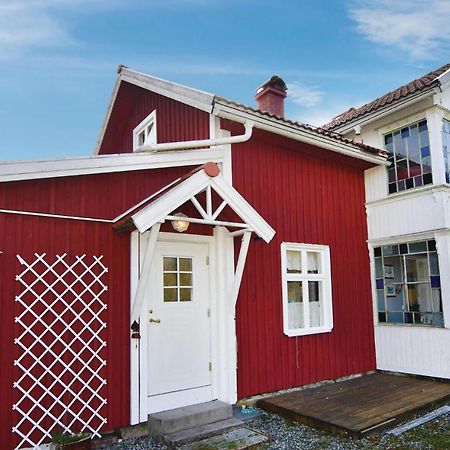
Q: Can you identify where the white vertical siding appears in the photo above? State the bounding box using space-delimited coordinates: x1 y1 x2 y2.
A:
365 166 388 203
366 188 449 240
375 325 450 379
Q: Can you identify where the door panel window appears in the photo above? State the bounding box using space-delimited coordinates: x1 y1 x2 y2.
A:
163 256 193 302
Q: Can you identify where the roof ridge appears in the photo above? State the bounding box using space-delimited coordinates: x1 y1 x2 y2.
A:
323 62 450 131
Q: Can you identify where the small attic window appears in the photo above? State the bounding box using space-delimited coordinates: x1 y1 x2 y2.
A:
133 110 157 151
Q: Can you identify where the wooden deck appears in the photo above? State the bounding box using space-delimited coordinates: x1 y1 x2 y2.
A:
258 373 450 437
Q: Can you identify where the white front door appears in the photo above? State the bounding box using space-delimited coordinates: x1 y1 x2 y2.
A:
144 240 213 413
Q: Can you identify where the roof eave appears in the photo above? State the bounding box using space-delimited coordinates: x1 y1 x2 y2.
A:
329 86 438 134
213 101 389 167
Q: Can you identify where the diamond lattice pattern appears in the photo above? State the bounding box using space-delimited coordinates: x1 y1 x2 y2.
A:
12 253 108 449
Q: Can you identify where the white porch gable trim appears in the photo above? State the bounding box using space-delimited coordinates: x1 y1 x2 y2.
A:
131 168 275 243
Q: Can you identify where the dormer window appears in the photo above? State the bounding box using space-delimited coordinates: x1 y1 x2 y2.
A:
384 120 432 194
133 110 157 151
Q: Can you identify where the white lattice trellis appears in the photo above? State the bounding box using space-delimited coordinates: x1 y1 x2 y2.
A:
12 253 109 449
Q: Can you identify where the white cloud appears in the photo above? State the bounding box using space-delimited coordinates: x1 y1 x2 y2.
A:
287 82 325 108
349 0 450 60
0 0 120 60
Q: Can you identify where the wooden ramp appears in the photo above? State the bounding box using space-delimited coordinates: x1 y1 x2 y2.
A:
258 373 450 437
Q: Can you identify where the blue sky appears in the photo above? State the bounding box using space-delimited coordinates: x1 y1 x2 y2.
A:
1 0 450 161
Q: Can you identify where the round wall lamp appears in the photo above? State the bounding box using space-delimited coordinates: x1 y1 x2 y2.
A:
171 212 190 233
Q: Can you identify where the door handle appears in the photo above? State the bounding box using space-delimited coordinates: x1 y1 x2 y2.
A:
149 318 161 324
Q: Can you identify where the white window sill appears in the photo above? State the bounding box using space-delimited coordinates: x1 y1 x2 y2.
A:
284 325 333 337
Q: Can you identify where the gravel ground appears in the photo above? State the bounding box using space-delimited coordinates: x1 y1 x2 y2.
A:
103 409 450 450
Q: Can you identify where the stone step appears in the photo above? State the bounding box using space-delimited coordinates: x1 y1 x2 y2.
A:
164 417 244 447
148 400 233 438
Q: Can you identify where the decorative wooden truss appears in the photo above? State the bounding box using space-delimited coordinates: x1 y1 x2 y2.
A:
130 165 275 323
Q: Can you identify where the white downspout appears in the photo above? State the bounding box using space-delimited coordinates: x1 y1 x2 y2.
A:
136 120 254 153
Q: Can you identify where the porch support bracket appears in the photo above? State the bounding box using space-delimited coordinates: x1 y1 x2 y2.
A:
130 222 161 324
230 230 252 309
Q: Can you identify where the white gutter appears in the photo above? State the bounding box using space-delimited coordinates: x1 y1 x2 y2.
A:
136 120 254 153
214 104 389 166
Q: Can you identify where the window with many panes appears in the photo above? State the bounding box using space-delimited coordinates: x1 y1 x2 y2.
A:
281 243 333 336
384 120 432 194
374 240 443 327
442 119 450 183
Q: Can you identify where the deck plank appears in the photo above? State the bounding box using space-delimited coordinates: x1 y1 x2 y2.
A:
258 373 450 437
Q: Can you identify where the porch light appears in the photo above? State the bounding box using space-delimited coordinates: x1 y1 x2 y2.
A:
171 213 190 233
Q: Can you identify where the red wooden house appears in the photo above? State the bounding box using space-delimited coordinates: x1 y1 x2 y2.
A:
0 67 388 449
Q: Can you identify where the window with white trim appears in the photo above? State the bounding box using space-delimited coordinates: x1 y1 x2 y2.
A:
133 110 157 151
281 243 333 337
384 120 432 194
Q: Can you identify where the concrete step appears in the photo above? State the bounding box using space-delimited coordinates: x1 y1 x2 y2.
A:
148 400 233 438
164 417 244 447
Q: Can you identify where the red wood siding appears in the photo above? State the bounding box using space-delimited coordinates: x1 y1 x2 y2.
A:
98 82 210 155
0 166 203 450
230 128 376 398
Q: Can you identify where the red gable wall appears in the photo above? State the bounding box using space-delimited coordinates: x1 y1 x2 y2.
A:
98 82 210 155
227 127 376 398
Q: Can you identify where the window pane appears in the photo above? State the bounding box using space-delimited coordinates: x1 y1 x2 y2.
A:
383 256 403 282
375 257 383 278
286 251 301 273
405 254 429 282
179 273 192 286
429 253 439 275
180 288 192 302
287 281 303 329
408 283 432 313
408 241 427 253
307 252 321 274
309 281 322 327
163 273 177 287
377 290 385 312
163 257 177 271
164 288 177 302
288 281 302 303
179 258 192 271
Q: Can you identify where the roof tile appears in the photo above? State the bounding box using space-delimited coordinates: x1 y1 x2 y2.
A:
324 63 450 130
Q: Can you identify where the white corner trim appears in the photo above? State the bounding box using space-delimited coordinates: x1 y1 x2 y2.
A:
0 148 225 183
132 170 275 243
280 242 334 337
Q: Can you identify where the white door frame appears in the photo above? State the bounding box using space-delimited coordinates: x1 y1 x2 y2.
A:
130 229 236 423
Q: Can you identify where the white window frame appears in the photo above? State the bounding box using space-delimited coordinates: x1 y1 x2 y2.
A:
133 110 157 151
281 242 333 337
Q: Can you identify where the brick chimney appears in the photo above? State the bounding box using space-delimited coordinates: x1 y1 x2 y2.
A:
255 76 288 118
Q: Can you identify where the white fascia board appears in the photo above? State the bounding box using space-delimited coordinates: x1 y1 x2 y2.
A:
132 170 210 233
436 68 450 84
93 76 122 155
0 149 224 183
120 68 214 113
132 170 275 242
214 103 389 166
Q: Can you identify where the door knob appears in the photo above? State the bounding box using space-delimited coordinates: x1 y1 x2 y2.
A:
149 318 161 323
